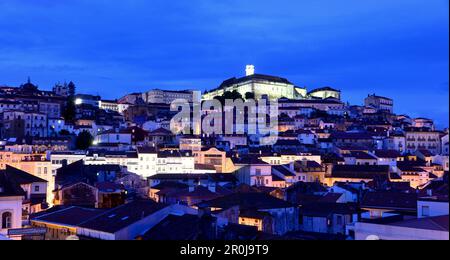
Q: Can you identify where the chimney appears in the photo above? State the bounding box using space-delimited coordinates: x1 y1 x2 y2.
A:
246 65 255 76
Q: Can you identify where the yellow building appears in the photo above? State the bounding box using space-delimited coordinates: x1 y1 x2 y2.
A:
194 147 234 173
238 210 272 233
0 151 53 205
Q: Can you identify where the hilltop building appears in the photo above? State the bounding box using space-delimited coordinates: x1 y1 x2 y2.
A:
203 65 307 100
365 94 394 114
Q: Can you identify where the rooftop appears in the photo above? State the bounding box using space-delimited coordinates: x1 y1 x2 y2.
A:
388 215 449 232
32 206 105 227
331 165 390 179
308 86 341 94
78 200 167 234
361 191 417 211
197 192 293 210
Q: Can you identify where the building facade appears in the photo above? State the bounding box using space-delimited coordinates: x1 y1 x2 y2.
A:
405 127 441 155
143 89 194 104
203 66 299 100
365 94 394 113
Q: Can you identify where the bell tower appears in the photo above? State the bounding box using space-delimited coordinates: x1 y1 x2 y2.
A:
245 65 255 76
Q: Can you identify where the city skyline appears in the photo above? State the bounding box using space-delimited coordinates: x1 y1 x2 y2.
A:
1 1 448 242
0 0 448 128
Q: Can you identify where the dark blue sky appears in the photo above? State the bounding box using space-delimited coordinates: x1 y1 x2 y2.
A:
0 0 448 128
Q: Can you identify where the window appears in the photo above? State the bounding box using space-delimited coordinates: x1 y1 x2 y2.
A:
337 215 343 225
2 212 12 229
34 186 40 192
422 206 430 217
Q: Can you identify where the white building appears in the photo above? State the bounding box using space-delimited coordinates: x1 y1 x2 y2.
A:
95 129 132 145
308 87 341 100
0 166 49 240
234 158 273 187
364 94 394 113
136 147 158 178
260 153 322 166
374 150 402 173
413 118 435 131
405 127 441 155
441 133 449 155
203 65 300 100
432 155 449 171
417 197 449 219
279 98 345 113
354 196 449 240
354 216 449 240
384 133 406 154
99 100 119 112
2 110 48 137
39 100 61 118
143 89 193 104
0 172 23 238
0 100 21 113
155 150 196 175
50 152 87 175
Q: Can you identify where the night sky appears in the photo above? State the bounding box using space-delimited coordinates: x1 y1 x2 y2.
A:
0 0 448 128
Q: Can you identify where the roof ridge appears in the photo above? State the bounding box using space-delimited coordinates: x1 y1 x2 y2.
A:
34 206 76 220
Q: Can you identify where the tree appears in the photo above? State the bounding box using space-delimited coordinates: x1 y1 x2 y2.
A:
67 81 76 97
76 131 93 150
245 92 255 100
223 90 243 101
59 129 71 136
62 96 77 123
214 91 242 105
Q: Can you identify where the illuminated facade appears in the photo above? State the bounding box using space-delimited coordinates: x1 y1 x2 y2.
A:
308 87 341 100
0 151 53 205
143 89 194 104
203 66 305 100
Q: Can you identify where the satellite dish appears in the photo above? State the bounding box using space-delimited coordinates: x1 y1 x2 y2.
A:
66 235 80 240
